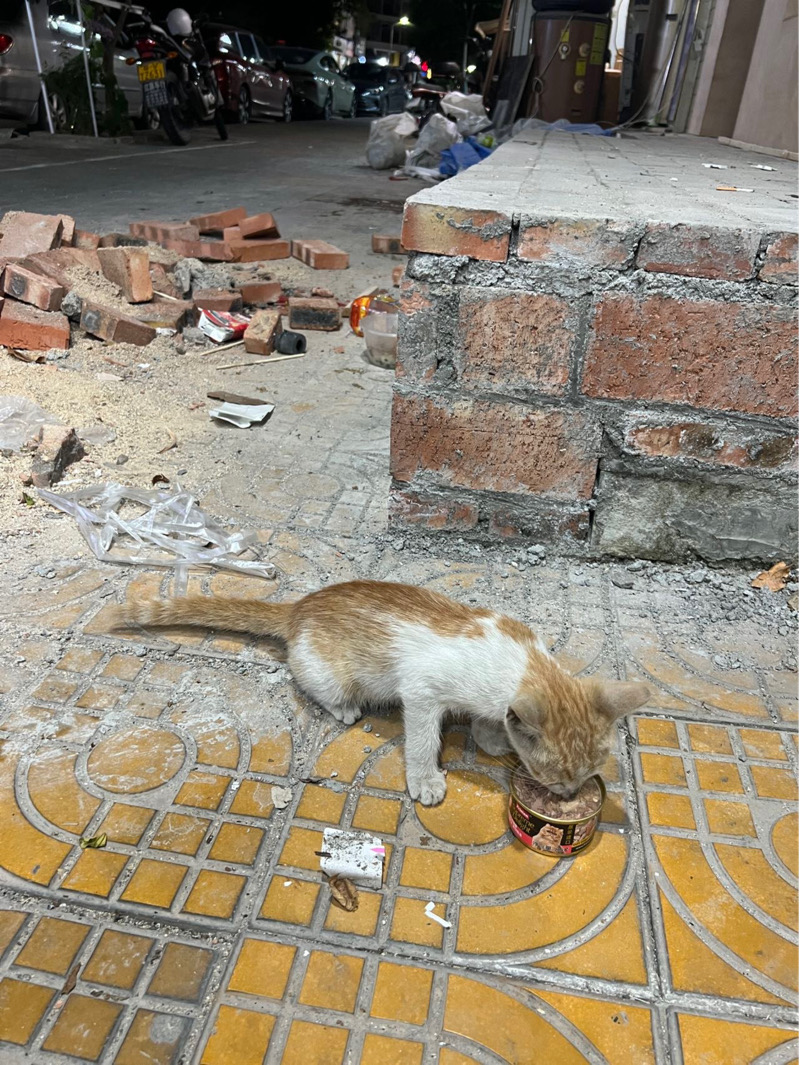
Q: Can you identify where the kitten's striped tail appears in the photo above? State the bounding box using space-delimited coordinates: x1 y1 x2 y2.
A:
107 595 294 640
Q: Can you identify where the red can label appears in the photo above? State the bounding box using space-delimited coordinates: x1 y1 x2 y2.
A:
508 798 598 856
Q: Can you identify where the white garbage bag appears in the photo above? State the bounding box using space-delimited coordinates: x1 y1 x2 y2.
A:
366 112 419 170
406 112 459 169
440 92 491 136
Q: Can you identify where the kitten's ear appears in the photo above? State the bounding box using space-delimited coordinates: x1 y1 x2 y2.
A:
507 692 547 731
592 680 650 720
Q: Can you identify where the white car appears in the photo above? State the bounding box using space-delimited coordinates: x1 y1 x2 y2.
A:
262 46 356 120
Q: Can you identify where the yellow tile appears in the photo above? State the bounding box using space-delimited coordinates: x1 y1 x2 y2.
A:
362 1034 424 1065
16 917 89 975
101 655 144 681
352 795 402 834
0 978 54 1045
601 791 627 824
0 911 26 957
42 994 122 1059
209 823 264 865
28 749 100 833
0 751 72 885
296 785 346 823
200 1006 275 1065
314 716 404 781
677 1014 797 1065
229 780 274 818
260 877 319 925
324 889 382 936
390 898 445 948
646 792 696 830
56 647 104 674
148 661 190 685
183 871 245 919
175 772 230 810
279 826 324 870
772 812 798 876
121 859 188 909
400 848 452 892
2 705 54 732
704 799 756 837
439 1051 480 1065
365 746 406 792
715 842 798 931
149 942 213 1001
370 962 433 1025
462 838 553 896
87 726 186 794
299 951 364 1013
82 930 151 989
441 730 467 762
539 893 648 985
637 719 679 748
534 989 655 1065
282 1020 349 1065
127 690 168 719
76 682 123 710
741 729 787 761
151 813 211 856
250 731 292 773
62 850 129 897
115 1009 188 1065
32 674 78 703
415 771 507 846
751 764 796 800
229 939 296 999
640 753 686 787
96 804 153 845
696 761 743 793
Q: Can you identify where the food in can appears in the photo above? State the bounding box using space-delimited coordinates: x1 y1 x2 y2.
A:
508 771 604 857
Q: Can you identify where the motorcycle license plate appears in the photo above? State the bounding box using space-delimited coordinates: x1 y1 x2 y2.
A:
138 60 165 82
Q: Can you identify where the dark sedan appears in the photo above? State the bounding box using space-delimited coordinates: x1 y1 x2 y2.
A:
345 62 408 116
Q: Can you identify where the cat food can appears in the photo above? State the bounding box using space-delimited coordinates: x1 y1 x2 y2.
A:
508 772 605 857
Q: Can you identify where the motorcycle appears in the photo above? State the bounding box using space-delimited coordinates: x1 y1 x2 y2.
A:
130 8 227 146
409 83 448 130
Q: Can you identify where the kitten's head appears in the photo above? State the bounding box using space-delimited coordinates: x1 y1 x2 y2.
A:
504 670 649 797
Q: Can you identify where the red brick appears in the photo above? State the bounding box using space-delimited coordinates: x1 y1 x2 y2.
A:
401 201 510 262
240 281 282 305
390 393 600 499
372 234 404 254
80 301 156 346
760 233 798 284
99 233 148 248
150 263 180 299
291 239 349 269
488 505 590 542
518 217 638 269
623 420 798 471
288 297 340 331
98 247 153 303
0 212 64 260
456 289 573 395
583 294 798 418
30 426 84 487
635 223 759 280
243 309 282 355
73 230 101 250
189 207 246 233
238 213 280 240
392 266 404 285
42 248 102 274
222 226 241 243
228 238 290 263
129 221 200 242
129 300 195 330
3 264 65 311
20 254 71 291
388 489 478 531
0 300 70 350
56 215 76 246
161 238 234 262
193 289 243 312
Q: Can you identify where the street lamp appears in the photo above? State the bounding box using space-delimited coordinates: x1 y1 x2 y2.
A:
389 15 411 56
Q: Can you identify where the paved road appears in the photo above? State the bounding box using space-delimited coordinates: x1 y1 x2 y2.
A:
0 117 421 237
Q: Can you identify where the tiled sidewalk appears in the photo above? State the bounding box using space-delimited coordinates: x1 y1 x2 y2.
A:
0 544 796 1065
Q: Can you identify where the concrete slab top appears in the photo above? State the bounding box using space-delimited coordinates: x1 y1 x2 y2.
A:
408 129 798 233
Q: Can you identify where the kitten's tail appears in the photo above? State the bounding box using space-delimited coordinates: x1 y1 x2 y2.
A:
107 595 295 640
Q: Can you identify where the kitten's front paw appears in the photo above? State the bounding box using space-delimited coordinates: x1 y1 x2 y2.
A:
328 705 363 726
408 771 447 806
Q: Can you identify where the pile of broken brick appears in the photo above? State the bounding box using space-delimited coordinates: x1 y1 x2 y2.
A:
0 206 356 356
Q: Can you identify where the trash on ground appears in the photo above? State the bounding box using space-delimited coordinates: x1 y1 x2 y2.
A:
198 308 251 343
270 785 293 810
0 396 59 451
79 833 108 850
750 163 777 171
157 429 178 454
218 352 306 371
349 289 383 337
406 113 459 170
440 92 491 136
319 828 385 889
362 296 398 370
209 401 274 429
440 137 493 177
38 481 275 578
752 562 791 592
328 874 359 912
716 185 754 193
702 163 728 169
366 112 419 170
274 330 307 355
424 901 451 928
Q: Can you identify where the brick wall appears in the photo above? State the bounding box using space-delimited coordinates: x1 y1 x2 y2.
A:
390 137 798 562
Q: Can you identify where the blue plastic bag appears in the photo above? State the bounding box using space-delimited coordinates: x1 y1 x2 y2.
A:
439 136 494 176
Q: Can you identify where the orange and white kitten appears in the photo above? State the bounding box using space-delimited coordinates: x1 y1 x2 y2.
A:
114 580 649 805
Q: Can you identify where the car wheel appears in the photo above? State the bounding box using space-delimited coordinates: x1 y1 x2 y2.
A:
41 91 70 133
236 87 251 125
279 90 293 123
321 91 333 121
348 94 357 118
379 95 388 117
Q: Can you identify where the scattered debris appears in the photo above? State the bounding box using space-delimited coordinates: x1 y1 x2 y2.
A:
424 901 451 928
327 875 359 912
372 235 404 254
209 401 274 428
157 429 178 454
244 309 282 355
198 309 250 344
716 185 754 193
702 163 728 169
319 828 385 889
288 297 341 332
0 396 58 450
292 239 349 270
270 785 293 809
752 562 791 592
79 833 108 850
31 425 85 488
219 352 306 371
750 163 777 171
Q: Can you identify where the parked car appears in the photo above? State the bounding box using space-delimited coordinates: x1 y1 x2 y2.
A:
261 46 355 120
204 24 292 124
0 0 148 129
345 61 408 116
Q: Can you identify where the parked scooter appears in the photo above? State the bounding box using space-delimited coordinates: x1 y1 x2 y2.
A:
130 8 227 146
409 83 448 130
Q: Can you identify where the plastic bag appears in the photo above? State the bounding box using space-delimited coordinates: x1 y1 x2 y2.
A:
366 112 418 170
0 396 59 451
38 482 275 579
511 116 614 138
439 137 493 176
440 92 491 136
406 113 459 169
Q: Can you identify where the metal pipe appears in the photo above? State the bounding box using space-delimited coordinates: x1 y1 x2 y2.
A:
75 0 100 137
24 0 54 133
667 0 700 123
